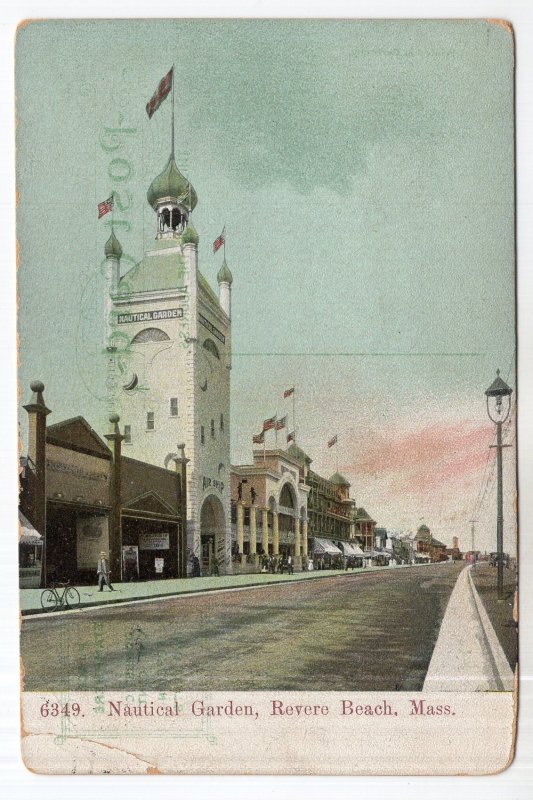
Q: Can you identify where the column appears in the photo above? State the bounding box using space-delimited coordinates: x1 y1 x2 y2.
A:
174 445 189 578
262 508 269 555
294 516 301 569
104 413 125 583
23 381 51 587
302 519 308 560
272 512 279 556
237 502 244 567
250 505 257 567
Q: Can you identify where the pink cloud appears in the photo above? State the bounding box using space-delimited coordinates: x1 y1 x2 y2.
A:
342 421 494 497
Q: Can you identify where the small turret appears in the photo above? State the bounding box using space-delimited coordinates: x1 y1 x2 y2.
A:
217 259 233 318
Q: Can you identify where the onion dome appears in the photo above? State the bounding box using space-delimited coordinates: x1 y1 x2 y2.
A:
147 155 198 211
217 259 233 285
329 471 350 486
104 230 123 259
181 223 199 245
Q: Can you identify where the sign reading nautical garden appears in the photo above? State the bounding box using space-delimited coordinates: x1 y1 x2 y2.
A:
117 308 183 325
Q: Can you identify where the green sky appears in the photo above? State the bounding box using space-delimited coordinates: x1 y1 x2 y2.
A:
16 19 515 550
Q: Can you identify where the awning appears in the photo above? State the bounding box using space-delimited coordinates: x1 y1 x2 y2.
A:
311 537 343 556
340 542 365 557
19 511 43 546
371 550 391 559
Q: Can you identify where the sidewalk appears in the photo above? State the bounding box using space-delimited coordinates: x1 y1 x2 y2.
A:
423 565 515 691
20 562 431 616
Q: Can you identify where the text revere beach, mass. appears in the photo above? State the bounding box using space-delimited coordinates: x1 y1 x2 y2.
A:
102 698 457 719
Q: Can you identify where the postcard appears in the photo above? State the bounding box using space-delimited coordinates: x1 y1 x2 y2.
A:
16 18 517 775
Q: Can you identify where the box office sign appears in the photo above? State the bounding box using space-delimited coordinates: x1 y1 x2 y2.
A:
138 532 170 551
76 514 109 570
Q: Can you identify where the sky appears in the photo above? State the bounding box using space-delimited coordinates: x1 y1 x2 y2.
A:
16 19 516 552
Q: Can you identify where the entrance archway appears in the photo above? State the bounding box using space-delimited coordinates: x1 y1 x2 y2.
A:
278 481 297 559
200 494 225 576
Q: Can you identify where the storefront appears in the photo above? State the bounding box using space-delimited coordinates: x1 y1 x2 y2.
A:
19 382 186 587
310 537 343 569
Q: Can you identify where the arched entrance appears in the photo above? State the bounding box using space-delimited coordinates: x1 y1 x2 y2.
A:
200 494 225 576
278 481 297 559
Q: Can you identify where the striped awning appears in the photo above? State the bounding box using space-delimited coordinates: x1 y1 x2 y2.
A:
340 541 365 557
311 537 343 555
19 511 42 546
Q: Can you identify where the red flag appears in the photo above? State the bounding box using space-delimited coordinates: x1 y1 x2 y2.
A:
252 431 265 445
276 415 287 431
263 415 276 432
328 434 338 448
213 227 225 253
287 431 295 443
283 387 294 399
146 68 173 119
98 195 114 219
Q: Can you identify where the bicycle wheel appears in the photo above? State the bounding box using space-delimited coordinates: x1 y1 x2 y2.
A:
40 589 58 612
65 586 81 608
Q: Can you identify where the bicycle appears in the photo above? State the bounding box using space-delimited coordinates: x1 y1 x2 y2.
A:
40 581 81 612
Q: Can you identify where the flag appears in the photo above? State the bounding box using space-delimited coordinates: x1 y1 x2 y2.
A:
213 227 225 253
146 67 173 119
287 431 295 443
283 387 294 399
252 431 265 445
328 434 338 448
98 195 114 219
276 415 287 431
263 415 276 432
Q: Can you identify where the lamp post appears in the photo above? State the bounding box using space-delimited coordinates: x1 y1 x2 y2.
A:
484 369 513 600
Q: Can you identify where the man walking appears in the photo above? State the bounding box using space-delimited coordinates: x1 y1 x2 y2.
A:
97 551 115 591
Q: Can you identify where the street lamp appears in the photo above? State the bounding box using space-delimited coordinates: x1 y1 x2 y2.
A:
484 369 513 600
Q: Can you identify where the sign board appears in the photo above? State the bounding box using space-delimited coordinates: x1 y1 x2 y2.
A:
138 532 169 551
117 308 183 325
154 557 164 574
76 514 109 570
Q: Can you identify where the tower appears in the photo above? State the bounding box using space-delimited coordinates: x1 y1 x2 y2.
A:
105 150 232 575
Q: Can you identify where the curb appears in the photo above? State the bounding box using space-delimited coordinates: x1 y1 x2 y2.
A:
467 567 514 691
21 561 440 618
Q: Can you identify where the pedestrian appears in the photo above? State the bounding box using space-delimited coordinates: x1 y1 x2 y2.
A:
192 555 201 577
287 554 294 575
97 551 114 591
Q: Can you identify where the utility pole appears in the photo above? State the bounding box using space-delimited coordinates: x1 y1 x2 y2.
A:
469 519 477 567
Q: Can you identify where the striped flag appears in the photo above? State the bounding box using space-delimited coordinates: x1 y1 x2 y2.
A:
252 431 265 445
328 434 338 448
98 195 114 219
287 431 295 444
213 227 225 253
263 415 276 432
283 387 294 399
276 415 287 431
146 68 173 119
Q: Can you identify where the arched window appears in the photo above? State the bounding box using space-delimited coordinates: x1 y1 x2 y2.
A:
279 483 295 509
131 327 170 344
203 338 220 359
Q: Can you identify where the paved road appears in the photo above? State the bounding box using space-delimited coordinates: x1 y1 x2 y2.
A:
21 563 462 692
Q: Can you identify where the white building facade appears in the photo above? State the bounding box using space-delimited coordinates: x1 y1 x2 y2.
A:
104 151 233 574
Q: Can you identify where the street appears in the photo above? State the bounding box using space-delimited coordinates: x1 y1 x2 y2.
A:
22 563 461 692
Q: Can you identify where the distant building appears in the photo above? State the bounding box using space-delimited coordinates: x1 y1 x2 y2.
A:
355 507 376 552
415 524 447 563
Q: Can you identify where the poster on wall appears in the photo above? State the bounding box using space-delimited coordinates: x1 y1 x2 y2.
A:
76 515 109 570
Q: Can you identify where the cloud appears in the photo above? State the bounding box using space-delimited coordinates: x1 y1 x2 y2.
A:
343 420 494 498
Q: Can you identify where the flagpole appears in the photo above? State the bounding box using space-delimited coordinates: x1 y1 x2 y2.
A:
275 416 278 450
336 437 339 471
171 64 175 159
223 225 226 260
293 388 296 444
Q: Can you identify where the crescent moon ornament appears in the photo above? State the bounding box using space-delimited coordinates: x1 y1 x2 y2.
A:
122 373 138 391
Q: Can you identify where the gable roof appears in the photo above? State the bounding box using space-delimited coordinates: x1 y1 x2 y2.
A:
122 490 177 517
46 417 111 459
